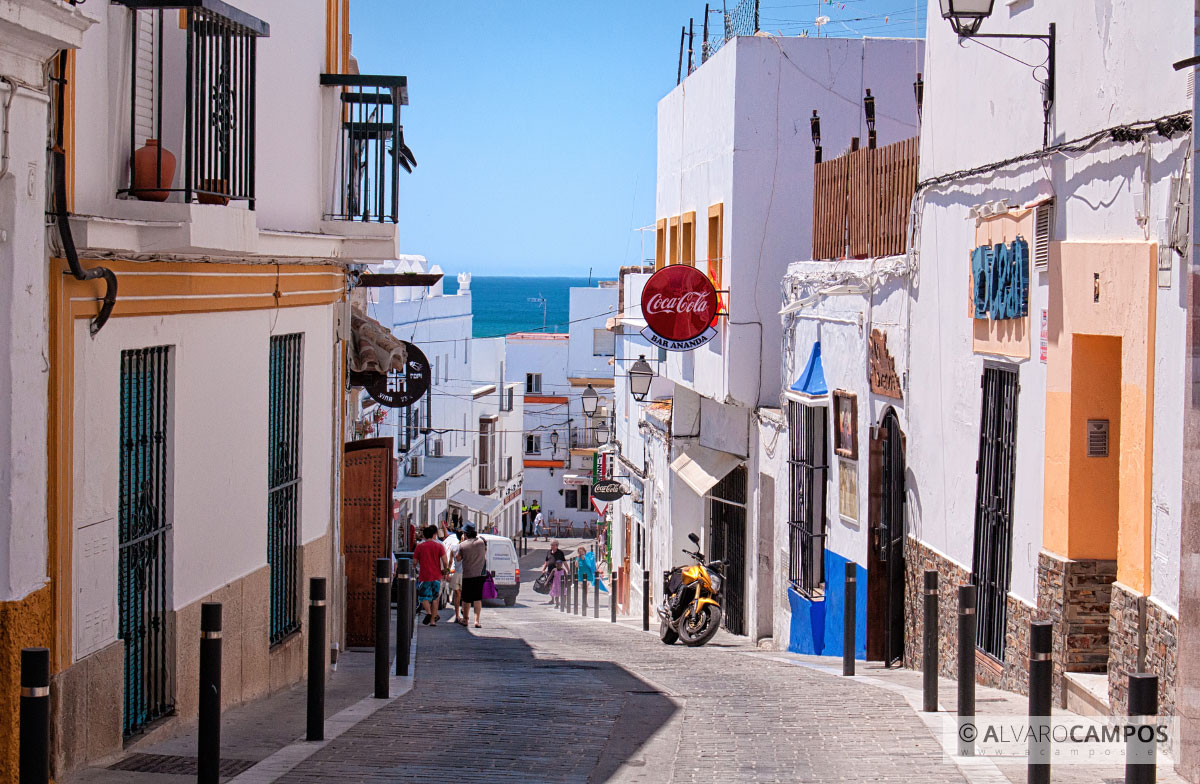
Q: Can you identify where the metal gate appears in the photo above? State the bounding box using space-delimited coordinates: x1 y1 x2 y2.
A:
268 334 303 643
118 347 173 736
971 365 1019 660
708 465 747 635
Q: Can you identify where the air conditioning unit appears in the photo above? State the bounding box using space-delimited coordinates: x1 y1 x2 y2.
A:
433 439 444 457
409 455 424 477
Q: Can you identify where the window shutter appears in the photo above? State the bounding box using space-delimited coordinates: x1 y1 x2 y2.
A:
1034 202 1054 272
134 10 158 144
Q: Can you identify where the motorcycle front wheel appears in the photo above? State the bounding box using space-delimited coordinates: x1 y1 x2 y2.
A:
659 617 679 645
678 603 722 647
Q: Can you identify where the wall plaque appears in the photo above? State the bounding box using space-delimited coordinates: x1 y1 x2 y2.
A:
868 329 903 400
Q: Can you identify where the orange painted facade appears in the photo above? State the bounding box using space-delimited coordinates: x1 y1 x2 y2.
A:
1042 242 1156 593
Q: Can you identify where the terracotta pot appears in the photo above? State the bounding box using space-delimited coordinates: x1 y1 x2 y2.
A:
197 178 230 206
130 139 176 202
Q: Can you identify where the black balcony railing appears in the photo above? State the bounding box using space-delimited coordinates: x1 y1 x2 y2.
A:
320 74 412 223
114 1 269 207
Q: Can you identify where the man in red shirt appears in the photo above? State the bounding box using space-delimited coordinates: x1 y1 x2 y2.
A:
414 525 450 626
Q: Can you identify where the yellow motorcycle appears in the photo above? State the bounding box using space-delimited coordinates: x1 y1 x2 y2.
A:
658 533 724 647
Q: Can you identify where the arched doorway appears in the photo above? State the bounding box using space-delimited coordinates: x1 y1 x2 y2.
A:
867 408 906 665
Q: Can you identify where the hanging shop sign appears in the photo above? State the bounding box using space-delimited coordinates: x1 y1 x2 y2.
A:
354 341 431 408
562 474 591 487
868 329 903 400
971 237 1030 321
592 479 626 502
640 264 719 351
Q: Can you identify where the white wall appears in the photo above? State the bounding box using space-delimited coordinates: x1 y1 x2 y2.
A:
656 35 924 409
71 303 336 657
567 286 619 378
912 0 1191 606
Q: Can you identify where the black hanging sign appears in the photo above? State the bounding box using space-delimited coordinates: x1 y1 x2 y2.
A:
591 479 627 502
355 341 431 408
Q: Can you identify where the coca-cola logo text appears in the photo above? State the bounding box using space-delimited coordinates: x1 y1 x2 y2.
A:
641 265 719 342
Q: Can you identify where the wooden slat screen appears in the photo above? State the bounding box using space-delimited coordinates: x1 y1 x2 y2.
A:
811 136 919 261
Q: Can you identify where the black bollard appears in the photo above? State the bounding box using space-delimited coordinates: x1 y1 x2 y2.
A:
19 647 50 784
843 562 856 676
374 558 391 699
306 578 327 742
611 569 618 623
1028 620 1052 784
923 570 939 712
643 570 651 632
197 602 222 784
396 557 413 677
957 584 976 758
573 563 580 615
582 569 589 616
1126 672 1158 784
594 566 600 619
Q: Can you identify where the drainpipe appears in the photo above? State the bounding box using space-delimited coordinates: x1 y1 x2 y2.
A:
50 51 116 335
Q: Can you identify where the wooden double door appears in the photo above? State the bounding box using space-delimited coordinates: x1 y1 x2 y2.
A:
343 437 395 647
867 410 905 665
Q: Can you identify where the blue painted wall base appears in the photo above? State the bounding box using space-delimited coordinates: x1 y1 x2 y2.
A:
787 549 867 659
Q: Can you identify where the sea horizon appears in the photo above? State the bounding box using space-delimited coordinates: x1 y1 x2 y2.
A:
443 274 617 338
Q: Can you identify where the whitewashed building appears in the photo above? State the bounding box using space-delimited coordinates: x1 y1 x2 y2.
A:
0 0 406 774
505 284 618 530
905 0 1190 735
634 33 922 640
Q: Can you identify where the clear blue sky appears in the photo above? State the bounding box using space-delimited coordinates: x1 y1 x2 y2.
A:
349 1 926 276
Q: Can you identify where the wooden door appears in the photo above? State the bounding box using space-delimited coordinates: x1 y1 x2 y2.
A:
866 428 886 661
343 437 394 647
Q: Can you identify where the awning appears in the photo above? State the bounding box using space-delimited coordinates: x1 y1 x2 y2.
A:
349 307 407 375
787 341 828 401
670 445 743 497
394 456 470 499
448 489 502 519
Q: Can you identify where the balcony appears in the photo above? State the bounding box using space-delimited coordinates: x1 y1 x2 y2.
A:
113 0 270 207
320 74 411 224
569 427 602 450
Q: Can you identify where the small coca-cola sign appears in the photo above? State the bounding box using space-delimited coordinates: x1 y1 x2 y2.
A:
641 265 719 343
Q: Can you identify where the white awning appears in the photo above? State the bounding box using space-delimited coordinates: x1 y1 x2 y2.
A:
448 489 502 519
394 456 470 499
670 445 743 497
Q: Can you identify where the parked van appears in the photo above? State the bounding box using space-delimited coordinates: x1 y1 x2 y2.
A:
479 534 520 606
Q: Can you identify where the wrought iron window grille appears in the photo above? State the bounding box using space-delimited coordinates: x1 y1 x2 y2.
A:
788 403 829 599
113 0 269 207
320 73 411 223
268 334 303 644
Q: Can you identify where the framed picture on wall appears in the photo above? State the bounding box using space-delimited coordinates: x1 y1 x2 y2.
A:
839 460 858 523
833 390 858 459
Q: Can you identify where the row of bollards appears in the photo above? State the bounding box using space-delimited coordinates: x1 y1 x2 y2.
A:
17 562 421 784
906 568 1160 784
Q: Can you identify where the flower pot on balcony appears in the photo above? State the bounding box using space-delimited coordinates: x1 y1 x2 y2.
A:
130 139 176 202
197 178 230 206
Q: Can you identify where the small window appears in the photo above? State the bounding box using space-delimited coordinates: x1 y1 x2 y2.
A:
579 484 590 510
433 356 439 387
669 217 680 266
525 434 542 454
655 218 667 270
681 211 696 266
565 489 579 509
593 329 615 357
526 373 542 394
1034 202 1054 272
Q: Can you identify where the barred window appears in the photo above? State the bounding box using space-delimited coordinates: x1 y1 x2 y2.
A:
268 334 303 643
788 402 829 598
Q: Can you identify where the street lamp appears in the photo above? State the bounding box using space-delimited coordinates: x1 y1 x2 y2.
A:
914 73 924 121
582 384 599 418
628 355 654 402
937 0 1054 148
810 110 822 164
938 0 995 37
597 418 610 445
864 89 876 149
550 429 559 455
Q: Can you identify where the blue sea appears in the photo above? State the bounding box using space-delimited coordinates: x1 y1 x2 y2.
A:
443 276 616 338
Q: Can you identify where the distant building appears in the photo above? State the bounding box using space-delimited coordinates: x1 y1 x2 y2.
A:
506 284 618 531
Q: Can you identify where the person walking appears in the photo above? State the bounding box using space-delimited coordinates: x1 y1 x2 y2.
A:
534 510 546 540
456 523 489 628
575 545 607 593
441 526 464 624
414 525 450 626
541 540 567 605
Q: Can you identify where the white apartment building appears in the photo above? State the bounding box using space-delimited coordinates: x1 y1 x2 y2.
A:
625 34 922 641
0 0 404 774
506 284 618 530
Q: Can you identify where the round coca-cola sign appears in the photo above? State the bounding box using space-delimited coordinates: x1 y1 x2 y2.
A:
640 265 719 342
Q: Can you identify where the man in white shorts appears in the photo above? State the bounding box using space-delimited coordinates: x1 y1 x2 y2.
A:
442 526 463 623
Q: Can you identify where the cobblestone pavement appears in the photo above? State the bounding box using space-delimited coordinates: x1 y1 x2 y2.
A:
274 595 965 783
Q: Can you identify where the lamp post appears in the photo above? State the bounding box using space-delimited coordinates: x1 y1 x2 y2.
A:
597 418 610 446
628 355 654 402
810 110 822 164
937 0 1055 148
914 73 924 121
864 89 876 149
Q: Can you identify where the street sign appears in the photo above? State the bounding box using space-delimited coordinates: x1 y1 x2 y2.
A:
592 479 626 502
356 341 431 408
